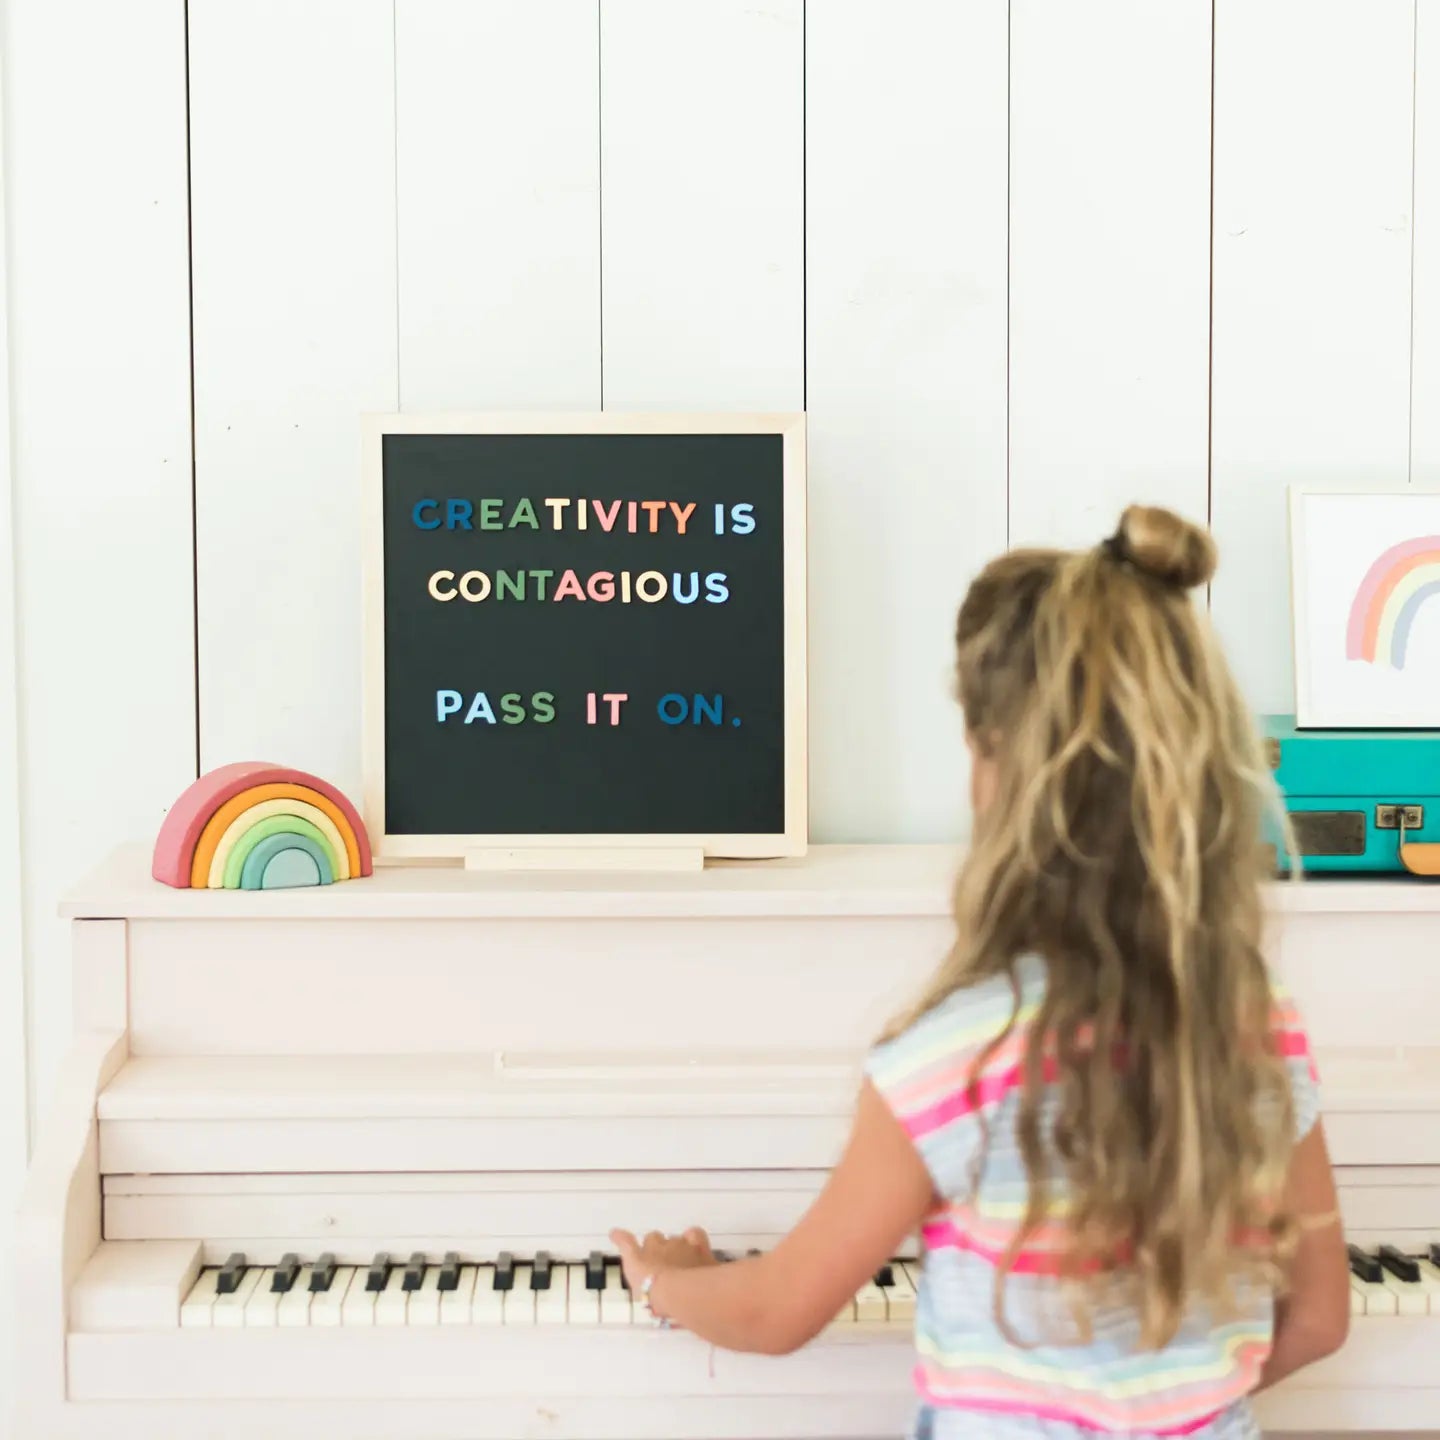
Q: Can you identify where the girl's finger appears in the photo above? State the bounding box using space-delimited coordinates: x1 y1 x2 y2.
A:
609 1229 639 1262
684 1227 713 1256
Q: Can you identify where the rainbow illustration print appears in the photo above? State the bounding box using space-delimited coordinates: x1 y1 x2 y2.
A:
151 761 373 890
1345 535 1440 671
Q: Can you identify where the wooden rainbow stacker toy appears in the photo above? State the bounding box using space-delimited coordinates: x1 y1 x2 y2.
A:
151 762 373 890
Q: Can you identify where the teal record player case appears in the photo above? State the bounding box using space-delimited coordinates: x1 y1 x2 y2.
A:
1261 715 1440 874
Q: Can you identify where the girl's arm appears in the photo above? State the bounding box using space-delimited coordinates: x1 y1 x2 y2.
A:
610 1079 934 1356
1253 1120 1351 1392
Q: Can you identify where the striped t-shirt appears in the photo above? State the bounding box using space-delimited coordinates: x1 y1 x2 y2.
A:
867 954 1320 1439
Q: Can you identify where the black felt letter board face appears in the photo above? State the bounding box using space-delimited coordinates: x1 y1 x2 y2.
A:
380 431 786 838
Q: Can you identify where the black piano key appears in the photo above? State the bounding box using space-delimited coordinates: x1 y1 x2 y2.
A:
1431 1241 1440 1269
216 1253 247 1295
1379 1245 1421 1283
585 1251 607 1291
402 1252 427 1292
874 1265 895 1288
1347 1244 1383 1283
365 1252 393 1293
271 1253 301 1293
493 1252 516 1292
309 1254 337 1293
532 1251 553 1290
437 1252 461 1292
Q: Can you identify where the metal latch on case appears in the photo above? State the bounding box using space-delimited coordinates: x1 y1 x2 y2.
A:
1387 805 1440 877
1376 804 1424 830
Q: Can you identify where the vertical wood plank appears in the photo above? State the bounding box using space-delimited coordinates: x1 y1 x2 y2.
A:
1009 1 1212 549
0 43 27 1440
0 24 26 1177
3 0 194 1135
1415 0 1440 484
1211 0 1415 713
600 0 803 410
807 0 1009 841
190 0 398 799
396 0 600 410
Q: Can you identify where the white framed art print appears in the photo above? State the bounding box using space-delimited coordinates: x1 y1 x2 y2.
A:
1290 485 1440 728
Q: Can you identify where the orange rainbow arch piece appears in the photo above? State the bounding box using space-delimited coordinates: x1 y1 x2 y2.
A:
1345 535 1440 671
152 761 374 890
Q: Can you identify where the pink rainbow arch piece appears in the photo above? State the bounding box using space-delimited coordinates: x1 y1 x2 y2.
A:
1345 535 1440 666
152 761 373 888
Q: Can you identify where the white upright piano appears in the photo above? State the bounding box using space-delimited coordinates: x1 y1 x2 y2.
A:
16 844 1440 1438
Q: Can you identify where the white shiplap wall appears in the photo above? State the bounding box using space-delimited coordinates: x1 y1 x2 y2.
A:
806 0 1008 841
2 0 197 1421
600 0 803 413
1210 0 1417 715
0 34 27 1440
4 0 195 1139
3 2 1439 1368
190 0 399 800
1416 0 1440 487
396 0 601 411
1008 0 1212 550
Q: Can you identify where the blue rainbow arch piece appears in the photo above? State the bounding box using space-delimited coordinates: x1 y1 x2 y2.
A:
1387 578 1440 671
239 832 334 891
260 848 323 890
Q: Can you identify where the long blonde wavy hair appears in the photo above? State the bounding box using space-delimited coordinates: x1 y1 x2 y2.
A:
903 505 1297 1350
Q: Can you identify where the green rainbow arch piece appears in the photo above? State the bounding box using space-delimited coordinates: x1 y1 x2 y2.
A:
259 847 323 890
239 833 333 891
223 814 337 890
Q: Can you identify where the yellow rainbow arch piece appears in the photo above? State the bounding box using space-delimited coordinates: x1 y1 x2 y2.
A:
152 762 373 890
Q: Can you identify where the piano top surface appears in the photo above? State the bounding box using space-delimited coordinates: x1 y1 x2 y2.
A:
62 842 1440 922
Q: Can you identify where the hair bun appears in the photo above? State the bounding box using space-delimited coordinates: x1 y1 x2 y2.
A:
1112 505 1216 590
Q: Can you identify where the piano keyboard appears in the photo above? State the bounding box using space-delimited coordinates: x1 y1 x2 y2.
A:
1347 1242 1440 1316
178 1249 921 1330
176 1241 1440 1328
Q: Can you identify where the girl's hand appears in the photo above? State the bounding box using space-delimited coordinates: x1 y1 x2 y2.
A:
609 1226 717 1296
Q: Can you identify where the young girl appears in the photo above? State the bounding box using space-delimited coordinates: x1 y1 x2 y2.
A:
611 506 1351 1439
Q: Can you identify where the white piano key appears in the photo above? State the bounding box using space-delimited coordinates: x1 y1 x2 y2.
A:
853 1278 888 1323
243 1268 281 1326
1380 1270 1430 1316
1417 1259 1440 1314
505 1264 536 1327
341 1268 381 1327
535 1264 568 1326
1356 1277 1398 1316
276 1266 314 1328
891 1262 920 1322
1349 1275 1369 1316
179 1268 221 1329
311 1266 356 1328
566 1263 598 1326
374 1266 410 1327
471 1264 505 1327
211 1267 263 1328
599 1265 632 1327
408 1266 443 1327
440 1265 477 1326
